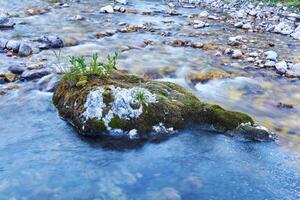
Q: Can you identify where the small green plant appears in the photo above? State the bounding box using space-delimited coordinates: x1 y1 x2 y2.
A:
136 90 149 106
63 52 119 81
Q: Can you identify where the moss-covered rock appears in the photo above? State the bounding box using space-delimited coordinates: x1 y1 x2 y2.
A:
53 70 275 141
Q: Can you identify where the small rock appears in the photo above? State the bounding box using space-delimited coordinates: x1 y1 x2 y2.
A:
36 74 60 92
248 52 259 57
21 69 51 80
18 43 32 57
0 15 15 28
264 60 276 67
191 42 204 48
242 23 252 30
232 49 243 59
199 10 209 18
192 20 209 29
0 72 16 82
8 65 26 75
27 8 50 15
38 35 64 49
6 40 21 53
273 22 294 35
246 57 255 62
0 38 8 49
291 25 300 40
63 38 79 47
224 48 233 55
116 0 127 5
3 84 19 90
100 5 114 13
275 61 288 73
276 102 293 109
286 63 300 78
265 50 278 61
234 21 244 28
70 15 85 21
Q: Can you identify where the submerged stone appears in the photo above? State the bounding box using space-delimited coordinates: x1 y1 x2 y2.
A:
53 70 275 141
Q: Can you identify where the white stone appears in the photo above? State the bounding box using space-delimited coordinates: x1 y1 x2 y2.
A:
100 5 114 13
116 0 127 5
273 22 294 35
286 63 300 77
199 10 209 18
232 49 243 59
275 61 288 73
291 25 300 40
265 50 278 61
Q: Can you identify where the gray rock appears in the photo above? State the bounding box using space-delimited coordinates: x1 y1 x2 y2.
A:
291 25 300 40
38 36 64 49
36 74 60 92
6 40 21 53
116 0 127 5
234 21 244 28
275 61 288 73
232 49 243 59
8 65 26 75
273 22 294 35
199 10 209 18
242 23 252 30
18 43 32 57
0 15 15 28
286 63 300 78
21 69 51 80
0 38 8 49
100 5 114 13
264 60 276 67
265 50 278 61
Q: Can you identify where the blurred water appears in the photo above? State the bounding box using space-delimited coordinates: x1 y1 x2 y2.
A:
0 0 300 198
0 90 299 199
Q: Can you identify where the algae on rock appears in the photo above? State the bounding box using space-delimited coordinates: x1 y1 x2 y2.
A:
53 70 274 141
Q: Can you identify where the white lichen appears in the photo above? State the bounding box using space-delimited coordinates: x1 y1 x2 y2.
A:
110 86 156 120
82 86 156 138
82 88 105 121
152 123 176 135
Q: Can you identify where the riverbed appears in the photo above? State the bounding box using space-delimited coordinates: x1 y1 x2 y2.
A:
0 0 300 199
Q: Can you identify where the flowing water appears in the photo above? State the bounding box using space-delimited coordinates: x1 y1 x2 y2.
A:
0 0 300 199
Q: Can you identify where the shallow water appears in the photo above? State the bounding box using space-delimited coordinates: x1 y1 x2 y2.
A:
0 90 299 199
1 0 300 198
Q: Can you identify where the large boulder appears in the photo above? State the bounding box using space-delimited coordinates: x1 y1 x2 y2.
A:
53 70 275 141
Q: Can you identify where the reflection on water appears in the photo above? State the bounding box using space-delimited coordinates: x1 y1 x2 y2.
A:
0 90 299 199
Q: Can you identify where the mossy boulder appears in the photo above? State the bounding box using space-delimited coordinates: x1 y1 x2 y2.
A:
53 70 275 141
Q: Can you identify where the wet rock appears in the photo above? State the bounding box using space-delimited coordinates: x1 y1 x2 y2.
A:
18 43 32 57
232 123 276 141
100 5 114 13
234 21 244 28
291 25 300 40
275 61 288 73
286 63 300 78
0 72 16 82
0 15 15 28
273 22 294 35
264 60 276 67
169 39 191 47
21 69 51 80
53 70 273 141
0 38 8 49
242 23 252 30
3 84 19 90
232 49 243 59
116 0 127 5
192 20 209 29
191 42 204 48
38 35 64 49
36 74 60 92
6 40 21 53
187 69 230 84
70 15 85 21
63 38 79 47
199 11 209 18
27 8 50 15
8 65 26 75
265 50 278 61
276 102 293 109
